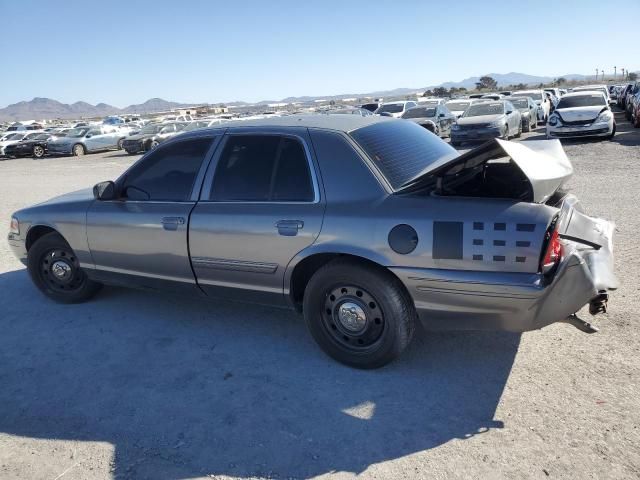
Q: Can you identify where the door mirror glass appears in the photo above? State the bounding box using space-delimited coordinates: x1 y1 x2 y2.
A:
93 181 116 201
506 110 513 115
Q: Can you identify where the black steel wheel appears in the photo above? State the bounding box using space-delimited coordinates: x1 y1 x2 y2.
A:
304 258 416 369
27 232 102 303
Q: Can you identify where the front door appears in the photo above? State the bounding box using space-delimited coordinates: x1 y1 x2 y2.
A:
189 131 324 305
86 136 217 290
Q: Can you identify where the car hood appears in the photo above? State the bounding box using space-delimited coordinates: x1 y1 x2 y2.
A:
396 138 573 203
125 133 155 141
407 117 437 124
35 188 94 207
457 114 504 125
555 106 607 122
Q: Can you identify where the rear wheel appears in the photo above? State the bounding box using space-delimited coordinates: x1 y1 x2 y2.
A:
72 143 85 156
501 125 509 140
32 145 45 158
27 232 102 303
303 259 416 369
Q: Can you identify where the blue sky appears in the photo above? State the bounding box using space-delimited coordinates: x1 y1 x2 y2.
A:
0 0 636 108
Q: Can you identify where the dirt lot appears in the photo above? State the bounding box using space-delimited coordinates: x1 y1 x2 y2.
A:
0 112 639 480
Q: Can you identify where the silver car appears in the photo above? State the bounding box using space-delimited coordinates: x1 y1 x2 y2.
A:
47 126 123 156
400 104 456 137
8 116 617 368
450 100 522 146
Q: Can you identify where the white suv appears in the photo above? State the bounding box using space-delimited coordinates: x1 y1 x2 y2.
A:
374 101 418 118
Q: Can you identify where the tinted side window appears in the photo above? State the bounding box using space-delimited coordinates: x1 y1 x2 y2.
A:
210 135 313 202
122 137 212 201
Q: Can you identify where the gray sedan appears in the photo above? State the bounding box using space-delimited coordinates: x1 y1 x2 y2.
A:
47 127 123 156
8 116 616 368
400 105 456 137
450 100 522 146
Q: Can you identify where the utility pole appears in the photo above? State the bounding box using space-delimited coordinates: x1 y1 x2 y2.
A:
595 68 598 81
614 66 617 79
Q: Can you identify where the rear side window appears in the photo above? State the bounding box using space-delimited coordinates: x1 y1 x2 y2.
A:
350 121 458 190
210 135 314 202
122 137 213 201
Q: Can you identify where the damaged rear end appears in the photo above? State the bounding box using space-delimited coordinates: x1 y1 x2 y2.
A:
394 138 617 333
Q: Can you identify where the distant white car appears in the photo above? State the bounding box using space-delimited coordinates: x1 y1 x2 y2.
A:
162 115 193 123
374 101 418 118
571 85 611 104
417 97 446 106
546 91 615 140
511 89 551 124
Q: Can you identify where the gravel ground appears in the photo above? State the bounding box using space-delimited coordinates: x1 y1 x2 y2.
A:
0 112 638 480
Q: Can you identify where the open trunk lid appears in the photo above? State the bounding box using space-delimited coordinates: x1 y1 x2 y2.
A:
397 138 573 204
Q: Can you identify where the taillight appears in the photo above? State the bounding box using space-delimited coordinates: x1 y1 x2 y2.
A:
540 225 562 274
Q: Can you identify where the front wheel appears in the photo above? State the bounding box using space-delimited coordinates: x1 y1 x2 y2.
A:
27 232 102 303
117 138 124 150
148 140 159 151
501 126 509 140
608 123 616 140
515 122 522 138
303 259 416 369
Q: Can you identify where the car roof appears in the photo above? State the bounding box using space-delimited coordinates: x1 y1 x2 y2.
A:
380 100 410 105
562 91 606 98
182 114 394 134
513 89 541 94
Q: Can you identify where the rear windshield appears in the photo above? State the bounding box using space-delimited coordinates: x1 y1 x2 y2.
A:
376 103 404 114
557 94 606 108
350 121 458 190
402 107 436 119
513 91 543 101
509 98 529 108
445 101 470 111
464 102 504 117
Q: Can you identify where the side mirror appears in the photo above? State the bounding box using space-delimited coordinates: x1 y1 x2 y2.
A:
93 181 116 201
506 110 513 115
438 113 445 118
86 134 92 138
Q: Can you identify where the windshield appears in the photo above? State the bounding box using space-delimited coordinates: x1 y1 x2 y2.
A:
420 100 440 105
464 102 504 117
509 98 529 108
1 133 21 141
350 120 458 190
402 107 437 119
557 94 606 109
65 128 90 138
445 102 470 111
32 133 50 140
513 91 543 101
140 124 163 134
376 103 404 114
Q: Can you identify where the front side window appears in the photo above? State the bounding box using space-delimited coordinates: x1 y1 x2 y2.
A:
210 135 314 202
121 137 213 201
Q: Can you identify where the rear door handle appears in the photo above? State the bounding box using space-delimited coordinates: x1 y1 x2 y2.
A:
161 216 185 231
276 220 304 236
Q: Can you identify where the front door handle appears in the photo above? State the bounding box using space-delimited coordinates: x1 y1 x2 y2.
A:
161 216 185 231
276 220 304 236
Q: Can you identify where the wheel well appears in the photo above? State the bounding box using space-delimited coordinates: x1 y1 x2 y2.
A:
26 225 58 251
289 253 406 311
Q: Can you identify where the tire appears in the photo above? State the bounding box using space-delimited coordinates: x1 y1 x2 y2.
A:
608 123 616 140
117 138 124 150
501 126 509 140
523 120 530 133
72 143 85 156
531 117 537 131
27 232 102 304
32 145 45 158
303 258 416 369
515 122 522 138
148 140 159 151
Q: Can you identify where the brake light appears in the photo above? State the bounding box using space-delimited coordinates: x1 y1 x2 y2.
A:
541 227 562 274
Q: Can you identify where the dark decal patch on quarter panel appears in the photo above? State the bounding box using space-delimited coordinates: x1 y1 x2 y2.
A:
433 221 463 259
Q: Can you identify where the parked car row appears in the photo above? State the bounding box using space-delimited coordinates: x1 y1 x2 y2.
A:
613 82 640 126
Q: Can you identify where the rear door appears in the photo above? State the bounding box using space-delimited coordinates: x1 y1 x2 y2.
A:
86 136 218 290
189 129 324 305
